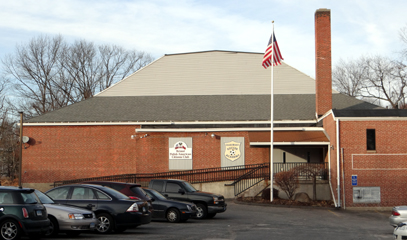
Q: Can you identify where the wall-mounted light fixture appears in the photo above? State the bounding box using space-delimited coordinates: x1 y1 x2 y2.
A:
22 136 30 149
211 134 220 139
330 145 334 150
140 134 148 139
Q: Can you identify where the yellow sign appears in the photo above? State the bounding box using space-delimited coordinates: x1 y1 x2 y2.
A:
225 141 241 161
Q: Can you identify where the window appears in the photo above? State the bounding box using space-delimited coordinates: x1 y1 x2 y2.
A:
71 187 96 200
95 190 110 200
0 192 14 204
152 181 164 191
166 183 182 193
366 129 376 150
47 187 70 200
283 152 286 164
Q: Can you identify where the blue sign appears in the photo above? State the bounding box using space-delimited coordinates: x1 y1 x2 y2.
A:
352 175 357 186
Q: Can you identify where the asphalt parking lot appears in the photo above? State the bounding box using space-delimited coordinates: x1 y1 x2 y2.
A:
42 201 394 240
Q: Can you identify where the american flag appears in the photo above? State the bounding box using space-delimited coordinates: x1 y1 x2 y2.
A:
262 32 283 68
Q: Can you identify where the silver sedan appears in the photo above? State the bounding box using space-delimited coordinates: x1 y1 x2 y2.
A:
390 206 407 227
35 190 97 237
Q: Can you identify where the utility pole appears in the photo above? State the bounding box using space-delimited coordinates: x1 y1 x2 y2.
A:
19 112 23 188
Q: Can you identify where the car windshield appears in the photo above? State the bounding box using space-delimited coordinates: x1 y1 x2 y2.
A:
34 190 54 204
182 182 197 192
145 189 167 201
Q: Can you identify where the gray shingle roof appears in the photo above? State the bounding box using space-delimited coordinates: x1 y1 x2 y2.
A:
26 94 381 123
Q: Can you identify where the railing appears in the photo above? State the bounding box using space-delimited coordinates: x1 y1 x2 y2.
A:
53 162 328 188
53 163 268 187
273 162 328 180
225 163 269 196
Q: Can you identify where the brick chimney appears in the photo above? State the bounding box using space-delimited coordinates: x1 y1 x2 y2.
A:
315 8 332 117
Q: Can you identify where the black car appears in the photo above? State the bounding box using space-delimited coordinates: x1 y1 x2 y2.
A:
45 184 151 233
143 188 197 223
149 179 227 219
0 186 50 240
82 181 150 202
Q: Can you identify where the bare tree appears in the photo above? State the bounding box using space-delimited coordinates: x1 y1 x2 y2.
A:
274 170 299 200
294 164 326 200
333 55 407 108
2 35 66 117
0 79 19 180
2 35 153 118
333 58 367 97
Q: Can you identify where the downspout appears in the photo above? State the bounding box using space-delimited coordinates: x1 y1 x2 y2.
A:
336 119 341 208
341 147 345 209
328 146 338 207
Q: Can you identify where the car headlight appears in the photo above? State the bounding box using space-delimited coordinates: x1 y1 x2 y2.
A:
92 213 96 219
187 205 192 211
68 213 84 220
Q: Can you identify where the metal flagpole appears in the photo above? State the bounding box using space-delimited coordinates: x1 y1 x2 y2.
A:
270 21 274 202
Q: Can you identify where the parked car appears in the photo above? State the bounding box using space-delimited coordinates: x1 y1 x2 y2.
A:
0 186 50 240
45 184 151 233
394 222 407 239
82 181 153 212
149 179 227 219
390 206 407 227
143 188 197 223
34 190 96 237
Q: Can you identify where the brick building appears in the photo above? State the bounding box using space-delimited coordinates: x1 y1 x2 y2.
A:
21 9 407 208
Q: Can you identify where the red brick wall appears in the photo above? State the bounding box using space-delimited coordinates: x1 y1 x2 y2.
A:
338 120 407 207
315 9 332 116
23 126 269 184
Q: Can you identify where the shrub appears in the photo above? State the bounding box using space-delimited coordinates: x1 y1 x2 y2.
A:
274 170 298 200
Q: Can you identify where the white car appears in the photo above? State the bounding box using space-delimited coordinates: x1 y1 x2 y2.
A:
393 222 407 239
390 206 407 227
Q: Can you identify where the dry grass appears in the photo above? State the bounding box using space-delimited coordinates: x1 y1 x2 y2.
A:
0 177 19 186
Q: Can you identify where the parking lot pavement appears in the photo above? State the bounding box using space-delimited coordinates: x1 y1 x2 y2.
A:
43 201 394 240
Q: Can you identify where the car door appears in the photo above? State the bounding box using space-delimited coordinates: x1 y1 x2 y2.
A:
164 182 188 202
67 186 98 211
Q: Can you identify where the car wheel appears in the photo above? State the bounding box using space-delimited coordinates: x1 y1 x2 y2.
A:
195 204 207 219
207 213 217 219
114 227 127 233
166 208 181 223
96 213 113 233
44 217 59 237
0 219 22 240
65 231 81 237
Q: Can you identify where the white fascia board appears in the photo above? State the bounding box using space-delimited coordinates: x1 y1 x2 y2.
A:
334 117 407 121
250 142 330 146
136 127 325 133
136 128 270 132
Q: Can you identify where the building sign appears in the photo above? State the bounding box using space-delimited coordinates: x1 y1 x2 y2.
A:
353 187 380 203
221 137 245 167
351 175 357 186
169 141 192 159
224 141 241 161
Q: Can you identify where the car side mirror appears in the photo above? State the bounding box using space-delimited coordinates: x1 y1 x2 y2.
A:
178 189 185 194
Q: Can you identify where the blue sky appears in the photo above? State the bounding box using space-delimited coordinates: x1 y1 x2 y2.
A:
1 0 406 78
